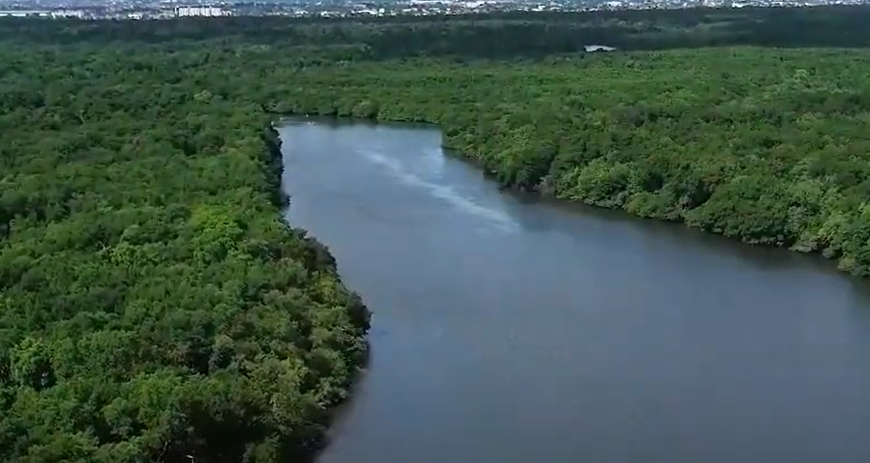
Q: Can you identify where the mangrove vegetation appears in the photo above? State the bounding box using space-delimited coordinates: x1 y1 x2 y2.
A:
3 5 870 462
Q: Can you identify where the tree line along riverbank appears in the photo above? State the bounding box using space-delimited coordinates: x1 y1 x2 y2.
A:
3 7 870 462
266 48 870 276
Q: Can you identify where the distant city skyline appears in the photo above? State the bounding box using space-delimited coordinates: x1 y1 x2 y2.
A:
0 0 867 21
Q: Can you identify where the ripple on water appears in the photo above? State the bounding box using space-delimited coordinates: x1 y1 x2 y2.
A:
357 148 519 232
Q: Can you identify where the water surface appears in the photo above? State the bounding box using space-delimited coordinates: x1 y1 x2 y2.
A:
279 119 870 463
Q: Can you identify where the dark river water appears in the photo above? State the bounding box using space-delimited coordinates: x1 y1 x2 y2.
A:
278 119 870 463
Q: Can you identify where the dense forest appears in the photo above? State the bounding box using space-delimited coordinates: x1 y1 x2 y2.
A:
3 5 870 462
0 23 371 463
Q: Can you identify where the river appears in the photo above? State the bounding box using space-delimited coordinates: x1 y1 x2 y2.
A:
278 119 870 463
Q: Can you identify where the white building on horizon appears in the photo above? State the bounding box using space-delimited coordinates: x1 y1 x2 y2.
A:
175 6 229 17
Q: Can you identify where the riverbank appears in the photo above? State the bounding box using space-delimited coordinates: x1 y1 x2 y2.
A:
264 48 870 277
262 121 372 461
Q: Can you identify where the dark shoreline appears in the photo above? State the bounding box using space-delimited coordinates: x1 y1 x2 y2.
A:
262 121 372 462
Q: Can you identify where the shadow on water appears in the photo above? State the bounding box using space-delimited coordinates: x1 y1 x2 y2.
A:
279 114 438 132
500 188 870 303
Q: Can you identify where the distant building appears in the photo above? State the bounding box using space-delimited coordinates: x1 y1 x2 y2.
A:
175 6 229 17
0 10 49 17
584 45 617 52
52 10 86 18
